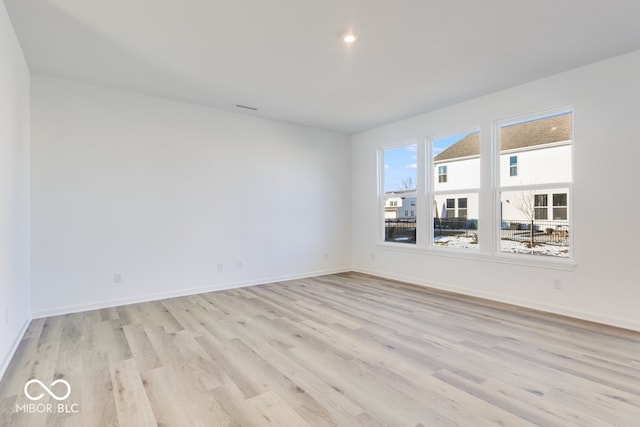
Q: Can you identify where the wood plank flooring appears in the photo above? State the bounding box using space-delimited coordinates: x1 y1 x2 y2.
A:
1 272 639 426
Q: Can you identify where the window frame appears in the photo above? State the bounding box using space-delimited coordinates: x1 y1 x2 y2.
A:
438 165 448 183
429 128 481 252
374 107 575 270
509 155 518 176
552 193 568 220
458 197 468 218
534 194 548 220
494 106 574 261
378 139 421 246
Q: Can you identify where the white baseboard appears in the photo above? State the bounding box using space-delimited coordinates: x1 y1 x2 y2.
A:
32 267 351 319
0 318 31 381
352 267 640 332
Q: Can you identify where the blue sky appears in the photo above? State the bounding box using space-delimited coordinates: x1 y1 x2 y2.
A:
384 144 417 192
433 132 470 157
383 132 471 193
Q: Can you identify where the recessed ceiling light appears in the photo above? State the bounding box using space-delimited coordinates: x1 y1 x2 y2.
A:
342 32 358 44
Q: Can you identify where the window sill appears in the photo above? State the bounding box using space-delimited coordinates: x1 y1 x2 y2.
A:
376 242 576 271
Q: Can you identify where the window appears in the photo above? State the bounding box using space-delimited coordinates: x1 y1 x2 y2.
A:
510 156 518 176
534 194 548 220
499 111 572 257
438 165 447 183
553 193 567 220
381 142 417 244
432 131 480 250
458 198 468 218
446 199 455 217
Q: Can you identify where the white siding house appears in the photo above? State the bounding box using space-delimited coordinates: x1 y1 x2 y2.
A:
384 193 416 219
500 143 571 222
433 114 571 224
384 196 402 219
433 132 481 223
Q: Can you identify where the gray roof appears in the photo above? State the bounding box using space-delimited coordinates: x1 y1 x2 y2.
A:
434 112 571 162
434 132 480 162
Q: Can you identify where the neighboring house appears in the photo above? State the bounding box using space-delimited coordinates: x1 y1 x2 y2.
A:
433 114 571 223
384 191 416 219
498 114 572 224
384 196 402 219
433 131 481 222
398 196 417 219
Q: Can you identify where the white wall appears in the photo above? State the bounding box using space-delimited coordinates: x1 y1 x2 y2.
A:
31 75 351 316
0 1 30 377
352 49 640 331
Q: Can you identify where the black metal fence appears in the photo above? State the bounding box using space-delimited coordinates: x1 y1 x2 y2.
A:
384 218 416 243
501 219 569 246
433 217 477 236
385 217 479 243
384 217 568 246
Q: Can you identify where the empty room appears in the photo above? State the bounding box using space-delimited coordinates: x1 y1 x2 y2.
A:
1 1 640 426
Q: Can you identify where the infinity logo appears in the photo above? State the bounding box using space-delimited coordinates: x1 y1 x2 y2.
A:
24 379 71 401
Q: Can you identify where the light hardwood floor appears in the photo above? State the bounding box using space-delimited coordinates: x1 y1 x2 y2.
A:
1 272 639 426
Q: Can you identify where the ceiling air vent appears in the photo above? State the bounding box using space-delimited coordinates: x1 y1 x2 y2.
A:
235 104 258 111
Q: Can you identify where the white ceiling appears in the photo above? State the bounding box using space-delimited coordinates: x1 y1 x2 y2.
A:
5 0 640 134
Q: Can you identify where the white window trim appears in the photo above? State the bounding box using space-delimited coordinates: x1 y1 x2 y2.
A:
374 110 577 271
378 139 421 246
493 105 574 262
509 155 518 176
428 129 481 252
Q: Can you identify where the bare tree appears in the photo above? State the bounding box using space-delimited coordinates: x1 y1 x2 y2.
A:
509 191 536 252
400 177 416 191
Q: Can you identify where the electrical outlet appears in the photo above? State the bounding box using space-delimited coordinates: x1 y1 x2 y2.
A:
553 279 562 290
237 261 244 269
217 263 223 272
114 273 122 284
370 252 375 260
323 252 329 260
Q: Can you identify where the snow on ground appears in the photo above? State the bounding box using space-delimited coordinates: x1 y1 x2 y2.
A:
500 240 569 257
434 235 569 257
433 235 478 249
